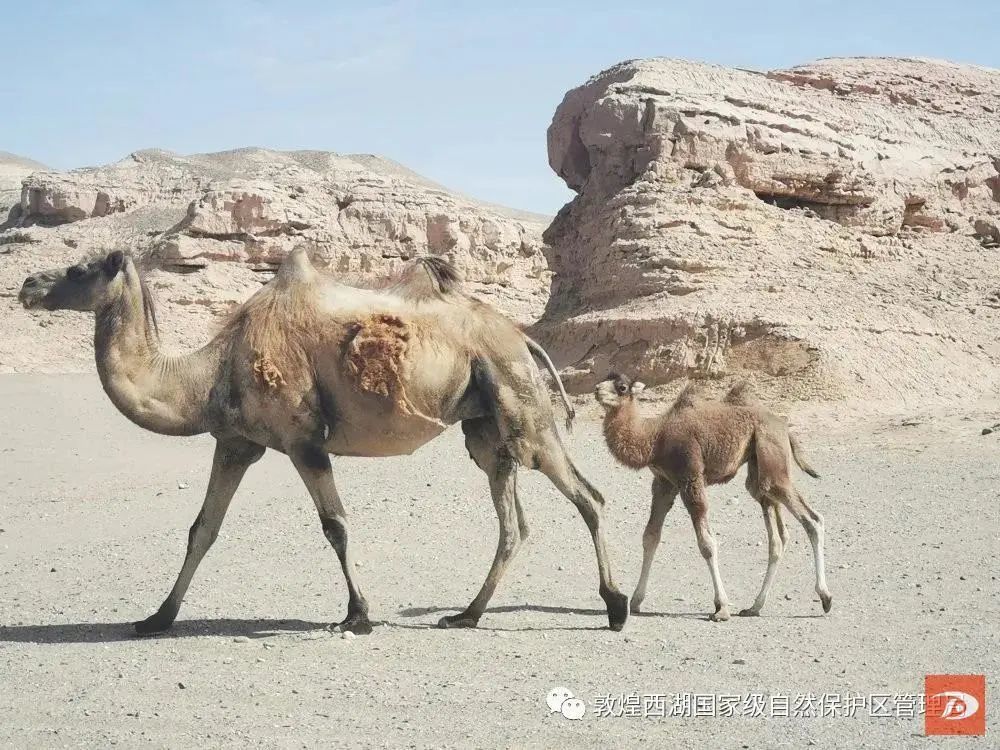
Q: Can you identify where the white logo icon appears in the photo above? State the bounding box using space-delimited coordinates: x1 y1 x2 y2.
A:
931 691 980 721
546 686 586 720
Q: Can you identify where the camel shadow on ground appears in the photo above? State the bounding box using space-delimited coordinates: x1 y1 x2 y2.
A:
0 618 327 644
398 603 705 621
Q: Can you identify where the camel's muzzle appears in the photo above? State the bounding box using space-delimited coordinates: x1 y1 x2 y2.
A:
18 274 56 310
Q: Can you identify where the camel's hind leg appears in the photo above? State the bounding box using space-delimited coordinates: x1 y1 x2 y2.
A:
739 459 785 617
439 418 521 629
535 429 629 631
739 502 784 616
290 445 372 635
134 437 265 636
771 484 832 614
680 477 731 622
630 477 678 614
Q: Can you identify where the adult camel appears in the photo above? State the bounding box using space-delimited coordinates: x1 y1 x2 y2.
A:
18 248 628 635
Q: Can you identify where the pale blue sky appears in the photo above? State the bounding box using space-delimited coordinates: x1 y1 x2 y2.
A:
2 1 996 213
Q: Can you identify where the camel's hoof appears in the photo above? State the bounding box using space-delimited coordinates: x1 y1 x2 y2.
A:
629 600 643 616
603 589 630 632
737 608 761 618
333 613 373 636
709 609 731 622
820 594 833 614
133 611 175 637
437 613 480 629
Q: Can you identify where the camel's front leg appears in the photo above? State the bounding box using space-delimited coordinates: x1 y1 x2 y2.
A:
631 477 678 614
681 478 731 622
290 445 372 635
134 437 265 636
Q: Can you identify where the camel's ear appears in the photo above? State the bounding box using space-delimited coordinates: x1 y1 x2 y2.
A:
104 250 126 278
631 381 646 395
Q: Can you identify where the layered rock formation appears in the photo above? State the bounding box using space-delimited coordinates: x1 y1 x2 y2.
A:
0 152 47 221
0 148 550 372
533 57 1000 404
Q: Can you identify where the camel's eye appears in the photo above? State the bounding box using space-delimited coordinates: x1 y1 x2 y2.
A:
616 382 628 395
67 265 87 281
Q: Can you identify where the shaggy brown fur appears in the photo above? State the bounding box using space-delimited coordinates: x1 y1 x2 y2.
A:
595 374 832 621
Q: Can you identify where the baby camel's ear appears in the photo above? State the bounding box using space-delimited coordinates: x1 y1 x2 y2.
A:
631 381 646 394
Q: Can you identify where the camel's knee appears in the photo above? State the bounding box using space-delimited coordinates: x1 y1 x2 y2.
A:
516 513 530 542
321 516 350 554
499 527 521 558
642 525 661 546
186 513 218 553
697 536 717 560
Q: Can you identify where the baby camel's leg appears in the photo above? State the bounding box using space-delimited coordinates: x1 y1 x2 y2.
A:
681 477 731 621
439 418 521 629
772 484 832 613
739 502 784 616
630 477 678 614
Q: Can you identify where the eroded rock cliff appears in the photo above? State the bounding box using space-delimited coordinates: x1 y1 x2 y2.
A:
533 57 1000 404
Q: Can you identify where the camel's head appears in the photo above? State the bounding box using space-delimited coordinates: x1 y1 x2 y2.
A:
595 372 645 411
19 250 128 312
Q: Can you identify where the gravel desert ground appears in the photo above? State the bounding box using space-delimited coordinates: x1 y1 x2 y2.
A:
1 374 997 748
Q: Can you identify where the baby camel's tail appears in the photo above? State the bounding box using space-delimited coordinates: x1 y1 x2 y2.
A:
789 432 819 479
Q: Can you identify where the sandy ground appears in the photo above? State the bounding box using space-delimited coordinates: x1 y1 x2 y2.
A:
1 374 997 748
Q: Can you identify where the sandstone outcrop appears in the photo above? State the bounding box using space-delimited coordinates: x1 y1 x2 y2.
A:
533 57 1000 404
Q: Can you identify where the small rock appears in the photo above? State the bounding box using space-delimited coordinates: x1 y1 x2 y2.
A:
178 481 189 490
50 567 56 573
342 631 356 640
982 427 993 435
177 682 186 689
732 658 746 665
233 636 250 643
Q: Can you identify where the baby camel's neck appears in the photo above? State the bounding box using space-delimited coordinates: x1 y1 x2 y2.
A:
603 401 655 469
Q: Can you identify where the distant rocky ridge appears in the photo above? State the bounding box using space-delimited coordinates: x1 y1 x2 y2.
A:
0 151 48 219
532 56 1000 405
0 148 550 372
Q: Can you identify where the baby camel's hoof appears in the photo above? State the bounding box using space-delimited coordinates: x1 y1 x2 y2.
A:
629 600 643 616
709 609 731 622
133 611 175 637
437 613 480 629
737 608 761 618
333 614 373 636
820 594 833 614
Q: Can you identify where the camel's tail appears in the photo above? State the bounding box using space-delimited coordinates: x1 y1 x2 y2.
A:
789 432 819 478
523 335 575 431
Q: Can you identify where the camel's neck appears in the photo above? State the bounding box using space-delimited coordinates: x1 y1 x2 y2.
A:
603 401 655 469
94 271 223 436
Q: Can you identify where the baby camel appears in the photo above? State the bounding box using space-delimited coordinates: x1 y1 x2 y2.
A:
595 374 832 621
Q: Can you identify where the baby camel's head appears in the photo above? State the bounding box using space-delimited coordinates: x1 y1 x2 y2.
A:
594 372 646 411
